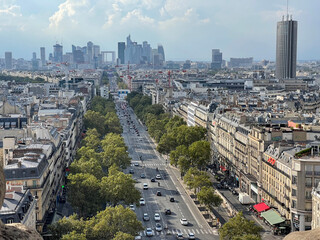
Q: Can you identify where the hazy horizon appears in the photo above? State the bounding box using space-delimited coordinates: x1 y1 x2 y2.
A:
0 0 319 62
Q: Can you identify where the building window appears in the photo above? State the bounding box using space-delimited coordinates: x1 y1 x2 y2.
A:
32 180 37 188
315 178 320 188
6 219 13 224
306 215 312 222
305 165 313 175
292 200 297 208
306 178 312 187
306 190 312 199
315 166 320 176
292 176 297 184
292 189 297 197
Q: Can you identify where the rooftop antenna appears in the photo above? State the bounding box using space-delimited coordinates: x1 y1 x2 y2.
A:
286 0 289 20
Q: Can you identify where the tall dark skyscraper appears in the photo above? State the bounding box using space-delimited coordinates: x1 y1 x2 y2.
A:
211 49 222 69
53 44 63 63
5 52 12 69
40 47 46 66
87 41 93 63
276 16 298 79
118 42 125 64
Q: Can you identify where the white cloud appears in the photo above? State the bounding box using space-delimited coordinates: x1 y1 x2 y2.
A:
49 0 88 28
121 9 155 25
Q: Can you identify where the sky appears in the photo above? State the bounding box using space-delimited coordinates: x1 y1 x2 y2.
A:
0 0 319 61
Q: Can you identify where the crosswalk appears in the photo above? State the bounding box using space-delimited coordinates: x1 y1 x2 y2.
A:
142 228 218 236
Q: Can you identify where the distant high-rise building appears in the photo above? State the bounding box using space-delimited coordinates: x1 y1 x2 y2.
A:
53 44 63 63
87 41 93 63
211 49 222 69
142 41 152 63
93 45 100 58
118 42 125 64
276 16 298 79
5 52 12 69
228 57 253 68
157 45 165 62
32 52 36 60
40 47 46 66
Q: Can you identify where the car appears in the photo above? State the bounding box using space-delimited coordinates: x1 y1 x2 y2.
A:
145 228 153 237
151 178 155 182
134 162 139 166
170 197 175 202
165 209 172 215
156 174 161 180
154 213 161 221
188 232 195 239
143 213 149 221
139 198 145 206
156 191 162 196
129 169 134 174
140 173 146 178
155 223 162 232
180 218 188 226
176 233 184 239
143 183 148 190
134 235 142 240
129 205 135 211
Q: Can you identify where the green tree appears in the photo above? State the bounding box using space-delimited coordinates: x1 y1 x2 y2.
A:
113 232 135 240
188 140 211 170
219 212 262 240
157 132 178 154
170 145 189 166
68 173 103 218
177 156 191 174
49 214 86 240
61 231 86 240
70 158 105 179
82 128 101 151
105 112 122 134
100 165 141 206
84 110 106 134
87 205 143 240
183 168 211 193
197 186 223 209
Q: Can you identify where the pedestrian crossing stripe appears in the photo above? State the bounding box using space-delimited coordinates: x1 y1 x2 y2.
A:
151 228 218 236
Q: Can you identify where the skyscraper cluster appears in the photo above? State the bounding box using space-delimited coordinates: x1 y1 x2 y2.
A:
118 35 165 68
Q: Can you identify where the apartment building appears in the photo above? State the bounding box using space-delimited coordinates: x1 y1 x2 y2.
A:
261 142 320 231
312 184 320 229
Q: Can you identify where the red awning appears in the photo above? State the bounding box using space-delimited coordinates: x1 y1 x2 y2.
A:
253 202 270 213
220 166 227 172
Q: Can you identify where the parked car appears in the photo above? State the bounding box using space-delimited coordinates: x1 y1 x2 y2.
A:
129 205 135 211
156 174 161 179
156 191 162 196
151 178 155 182
129 169 134 174
143 183 148 190
170 197 175 202
140 173 146 178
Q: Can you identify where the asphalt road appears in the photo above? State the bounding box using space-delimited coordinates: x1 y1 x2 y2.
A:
116 100 219 240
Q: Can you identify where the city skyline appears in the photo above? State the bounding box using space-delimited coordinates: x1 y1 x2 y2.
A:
0 0 319 61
